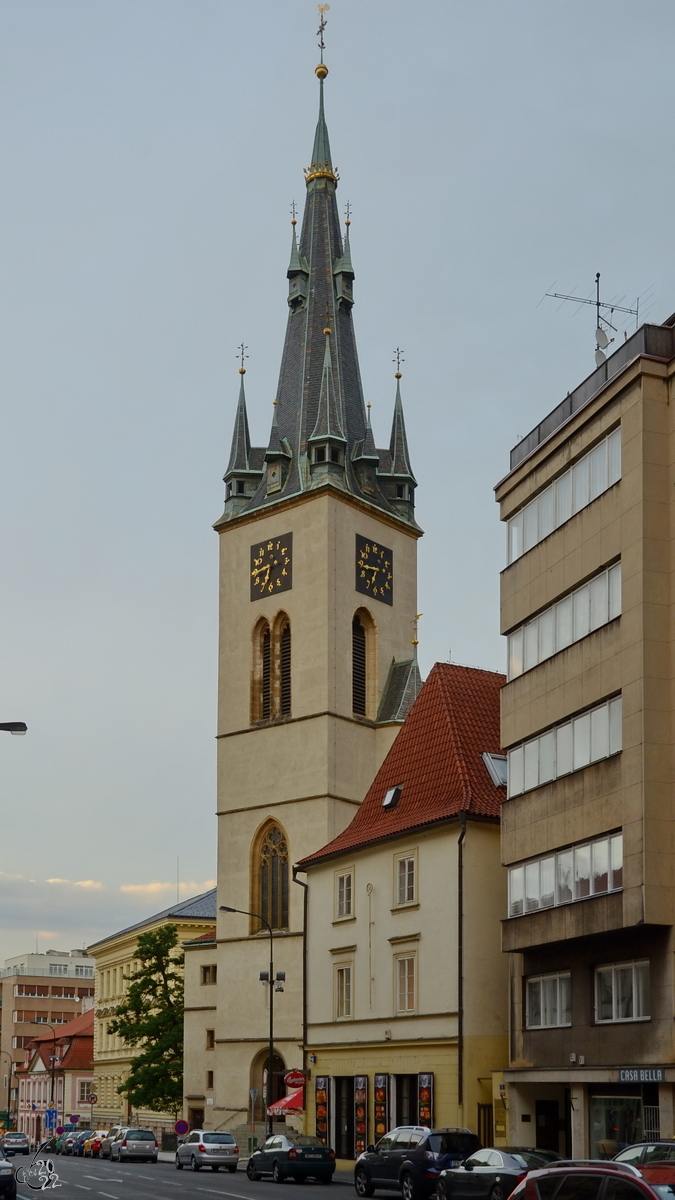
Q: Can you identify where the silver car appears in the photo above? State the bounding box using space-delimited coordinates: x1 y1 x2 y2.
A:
0 1131 29 1156
175 1130 239 1172
99 1126 125 1159
110 1128 158 1163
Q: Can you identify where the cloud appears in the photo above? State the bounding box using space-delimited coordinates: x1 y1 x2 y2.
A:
46 878 103 889
119 879 216 898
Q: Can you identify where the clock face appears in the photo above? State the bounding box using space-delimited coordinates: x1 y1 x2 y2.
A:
355 534 393 605
250 533 293 601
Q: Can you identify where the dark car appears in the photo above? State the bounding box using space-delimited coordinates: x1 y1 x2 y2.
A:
0 1133 28 1157
73 1131 94 1157
355 1127 482 1200
510 1159 665 1198
437 1148 561 1200
614 1144 675 1167
0 1151 15 1199
246 1133 335 1183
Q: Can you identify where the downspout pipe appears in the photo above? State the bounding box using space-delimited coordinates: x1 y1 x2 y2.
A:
293 867 309 1094
457 810 467 1117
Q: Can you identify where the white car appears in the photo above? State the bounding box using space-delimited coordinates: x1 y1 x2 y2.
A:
175 1131 239 1172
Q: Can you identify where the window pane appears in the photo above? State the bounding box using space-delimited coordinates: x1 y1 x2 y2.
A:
573 586 590 640
542 976 558 1027
526 979 541 1028
560 973 571 1024
539 730 555 783
574 843 591 899
615 966 633 1019
596 967 614 1021
590 572 609 630
524 739 539 791
539 608 555 661
508 745 524 797
557 849 573 904
555 471 572 527
525 860 540 912
611 835 623 889
539 486 554 540
524 621 539 672
591 839 609 894
635 962 650 1018
556 722 573 776
556 595 573 650
608 427 621 485
509 866 524 916
609 697 622 754
524 501 539 553
508 628 524 680
572 456 590 513
540 856 555 907
589 440 608 500
508 513 522 563
573 712 591 770
609 562 622 619
591 703 610 761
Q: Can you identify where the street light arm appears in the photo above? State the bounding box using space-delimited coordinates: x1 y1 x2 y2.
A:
0 723 27 735
219 905 272 936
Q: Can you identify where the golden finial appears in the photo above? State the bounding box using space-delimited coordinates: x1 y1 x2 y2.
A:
412 613 423 648
323 327 331 336
237 343 248 374
393 347 404 378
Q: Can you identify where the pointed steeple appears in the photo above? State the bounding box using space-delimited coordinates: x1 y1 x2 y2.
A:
225 370 251 476
389 374 415 480
287 218 302 274
266 399 290 459
310 329 345 442
362 404 378 459
221 365 265 520
310 77 333 175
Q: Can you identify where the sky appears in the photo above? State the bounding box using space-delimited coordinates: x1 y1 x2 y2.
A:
0 0 674 956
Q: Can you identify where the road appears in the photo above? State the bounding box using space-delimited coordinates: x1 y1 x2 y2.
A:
16 1156 348 1200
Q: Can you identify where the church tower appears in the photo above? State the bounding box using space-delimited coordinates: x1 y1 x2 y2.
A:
193 37 423 1130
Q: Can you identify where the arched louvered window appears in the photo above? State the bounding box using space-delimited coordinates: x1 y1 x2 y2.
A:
262 629 271 720
280 623 291 716
352 614 367 715
259 824 289 931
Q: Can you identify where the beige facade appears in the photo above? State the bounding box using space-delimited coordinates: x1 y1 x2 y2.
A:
88 892 215 1134
495 319 675 1157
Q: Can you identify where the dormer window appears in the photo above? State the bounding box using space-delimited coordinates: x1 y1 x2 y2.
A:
237 480 245 495
396 484 405 499
330 447 342 465
383 784 403 810
315 447 326 463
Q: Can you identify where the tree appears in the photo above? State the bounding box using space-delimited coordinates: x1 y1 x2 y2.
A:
108 924 184 1116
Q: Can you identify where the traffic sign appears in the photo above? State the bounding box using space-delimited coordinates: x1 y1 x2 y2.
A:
56 1126 65 1136
44 1109 57 1128
70 1115 79 1124
174 1120 189 1136
284 1070 307 1089
87 1094 97 1105
250 1088 258 1101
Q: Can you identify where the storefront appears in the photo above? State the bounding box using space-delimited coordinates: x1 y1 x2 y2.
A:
313 1072 435 1159
501 1066 674 1158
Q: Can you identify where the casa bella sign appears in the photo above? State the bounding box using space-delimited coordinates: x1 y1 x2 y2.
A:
618 1066 667 1083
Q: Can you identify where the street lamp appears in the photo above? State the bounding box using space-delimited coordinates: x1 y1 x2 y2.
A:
0 1051 15 1127
220 905 285 1136
0 724 27 736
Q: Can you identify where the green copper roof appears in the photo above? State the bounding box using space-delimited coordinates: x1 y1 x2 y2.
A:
310 79 333 172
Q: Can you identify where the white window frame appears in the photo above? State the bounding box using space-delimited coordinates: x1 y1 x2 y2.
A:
395 954 416 1014
508 832 622 917
526 972 571 1029
335 868 354 921
394 850 417 908
507 696 622 798
335 963 353 1020
594 960 650 1024
508 562 621 680
78 1080 94 1102
507 427 621 564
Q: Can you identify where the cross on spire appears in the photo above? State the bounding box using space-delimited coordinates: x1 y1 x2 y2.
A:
237 343 249 374
393 347 405 376
344 201 352 224
317 4 330 62
290 200 297 224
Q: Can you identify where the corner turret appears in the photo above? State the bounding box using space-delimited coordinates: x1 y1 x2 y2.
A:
222 369 265 518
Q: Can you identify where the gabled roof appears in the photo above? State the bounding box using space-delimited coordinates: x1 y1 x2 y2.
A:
30 1007 94 1042
183 927 217 946
298 663 505 867
87 887 217 950
23 1008 94 1075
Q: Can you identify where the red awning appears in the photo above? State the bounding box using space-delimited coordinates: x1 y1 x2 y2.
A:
267 1087 304 1115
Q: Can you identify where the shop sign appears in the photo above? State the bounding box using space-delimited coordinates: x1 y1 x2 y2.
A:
618 1067 667 1083
374 1075 388 1141
418 1074 433 1126
315 1077 329 1145
284 1070 307 1089
354 1077 368 1157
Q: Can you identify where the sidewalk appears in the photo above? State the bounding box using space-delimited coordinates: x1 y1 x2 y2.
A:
157 1151 354 1185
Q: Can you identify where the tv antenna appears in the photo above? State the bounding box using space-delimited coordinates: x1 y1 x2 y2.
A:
544 273 640 367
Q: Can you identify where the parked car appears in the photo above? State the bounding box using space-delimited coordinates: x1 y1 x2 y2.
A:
436 1148 563 1200
63 1131 81 1156
246 1133 335 1183
0 1150 15 1200
510 1159 667 1198
99 1126 125 1159
54 1132 70 1155
73 1131 94 1157
355 1127 481 1200
615 1143 675 1166
110 1128 158 1163
176 1130 239 1173
83 1132 108 1158
0 1133 28 1157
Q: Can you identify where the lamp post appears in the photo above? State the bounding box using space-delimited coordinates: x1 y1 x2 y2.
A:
0 723 27 735
220 906 285 1136
0 1051 15 1128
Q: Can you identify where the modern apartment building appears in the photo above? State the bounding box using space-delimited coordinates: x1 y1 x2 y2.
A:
0 949 95 1125
495 315 675 1158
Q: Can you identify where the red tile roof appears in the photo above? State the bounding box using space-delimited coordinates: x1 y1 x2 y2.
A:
30 1007 94 1042
59 1037 93 1072
298 663 505 867
183 927 217 944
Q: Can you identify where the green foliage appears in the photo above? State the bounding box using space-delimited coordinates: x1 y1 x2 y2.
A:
108 924 185 1117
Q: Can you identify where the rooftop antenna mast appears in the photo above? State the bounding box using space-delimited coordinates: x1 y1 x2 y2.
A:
545 273 640 367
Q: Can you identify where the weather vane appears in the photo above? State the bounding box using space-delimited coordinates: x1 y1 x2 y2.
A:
237 343 249 373
393 347 405 376
412 613 423 648
317 5 330 62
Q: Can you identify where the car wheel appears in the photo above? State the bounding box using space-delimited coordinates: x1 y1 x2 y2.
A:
247 1160 262 1181
436 1181 447 1200
401 1173 419 1200
489 1188 505 1200
191 1156 202 1172
228 1165 237 1173
355 1168 375 1198
175 1154 183 1170
273 1162 285 1183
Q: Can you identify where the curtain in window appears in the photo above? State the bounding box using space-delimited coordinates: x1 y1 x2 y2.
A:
260 826 289 930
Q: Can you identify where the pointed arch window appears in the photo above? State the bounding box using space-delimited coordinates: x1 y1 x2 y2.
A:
251 614 291 724
280 622 291 716
258 825 289 931
262 628 271 720
352 608 377 719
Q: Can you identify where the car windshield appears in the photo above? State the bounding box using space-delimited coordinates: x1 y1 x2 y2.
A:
286 1136 324 1147
126 1131 154 1140
202 1135 234 1145
4 1134 24 1140
428 1134 480 1157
